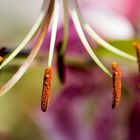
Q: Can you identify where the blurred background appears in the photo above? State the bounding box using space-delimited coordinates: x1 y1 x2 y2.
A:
0 0 140 140
0 0 43 46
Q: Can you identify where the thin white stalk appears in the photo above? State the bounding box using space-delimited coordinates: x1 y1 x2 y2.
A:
0 0 50 70
0 0 54 96
60 0 69 54
0 41 41 96
70 7 112 77
74 0 136 62
48 0 60 66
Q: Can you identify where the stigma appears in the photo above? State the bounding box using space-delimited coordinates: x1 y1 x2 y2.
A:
0 0 138 111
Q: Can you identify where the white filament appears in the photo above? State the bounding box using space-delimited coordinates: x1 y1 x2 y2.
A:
70 6 112 77
48 0 60 66
0 39 41 96
74 0 136 62
0 0 54 96
0 0 50 70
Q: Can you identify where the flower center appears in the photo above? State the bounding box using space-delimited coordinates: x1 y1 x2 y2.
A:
0 0 139 111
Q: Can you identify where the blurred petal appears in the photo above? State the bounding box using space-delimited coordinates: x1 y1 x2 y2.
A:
0 0 43 46
82 8 135 40
42 20 90 55
78 0 139 21
128 99 140 140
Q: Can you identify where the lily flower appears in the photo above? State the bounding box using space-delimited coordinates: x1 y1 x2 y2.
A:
0 0 138 111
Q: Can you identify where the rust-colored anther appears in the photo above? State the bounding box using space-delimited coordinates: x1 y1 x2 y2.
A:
112 62 122 109
134 42 140 73
41 66 53 112
0 56 3 64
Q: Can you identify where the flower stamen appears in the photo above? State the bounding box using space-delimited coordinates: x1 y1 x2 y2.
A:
70 3 112 77
112 62 122 109
73 0 136 62
0 0 51 70
47 0 60 67
0 56 3 64
0 47 6 64
41 0 60 111
0 0 54 96
41 66 53 112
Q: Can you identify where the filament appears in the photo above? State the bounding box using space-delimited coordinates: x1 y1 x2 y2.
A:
0 0 54 96
70 4 112 77
47 0 60 67
0 0 50 70
73 0 136 62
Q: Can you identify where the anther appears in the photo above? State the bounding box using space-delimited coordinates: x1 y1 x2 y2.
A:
57 41 66 84
41 66 53 112
112 62 122 109
0 56 3 64
134 42 140 73
0 47 6 64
